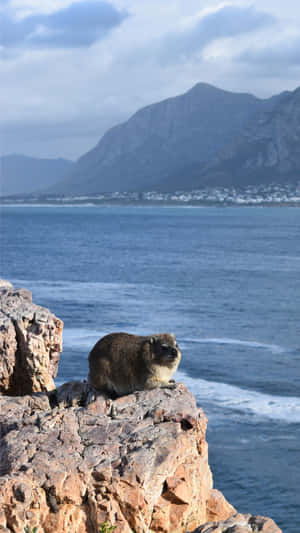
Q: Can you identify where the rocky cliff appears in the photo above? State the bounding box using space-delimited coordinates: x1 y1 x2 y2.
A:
50 83 299 194
0 280 63 395
0 282 282 533
203 87 300 186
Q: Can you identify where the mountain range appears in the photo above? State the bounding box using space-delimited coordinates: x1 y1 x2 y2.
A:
2 83 300 196
53 83 300 193
0 155 73 196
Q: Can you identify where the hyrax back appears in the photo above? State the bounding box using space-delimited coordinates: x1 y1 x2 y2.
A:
88 332 181 396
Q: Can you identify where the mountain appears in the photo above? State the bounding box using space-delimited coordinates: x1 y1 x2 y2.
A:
202 87 300 187
47 83 300 194
0 155 74 196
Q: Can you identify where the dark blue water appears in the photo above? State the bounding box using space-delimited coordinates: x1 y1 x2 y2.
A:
1 205 300 532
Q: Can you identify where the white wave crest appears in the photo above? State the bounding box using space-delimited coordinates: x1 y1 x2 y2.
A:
63 328 105 350
181 337 285 354
62 327 151 350
62 330 285 355
11 279 149 304
176 370 300 423
61 327 285 352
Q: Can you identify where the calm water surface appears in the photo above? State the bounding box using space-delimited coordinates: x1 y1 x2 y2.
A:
1 205 300 532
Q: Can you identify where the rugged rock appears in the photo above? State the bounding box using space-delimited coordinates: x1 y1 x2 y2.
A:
205 489 236 523
0 282 282 532
205 87 300 187
0 282 63 395
0 281 13 290
192 512 282 533
0 382 235 532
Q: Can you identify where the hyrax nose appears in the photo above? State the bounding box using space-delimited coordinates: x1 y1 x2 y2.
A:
171 347 178 356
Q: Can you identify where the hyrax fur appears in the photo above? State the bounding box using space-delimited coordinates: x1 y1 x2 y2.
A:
88 332 181 396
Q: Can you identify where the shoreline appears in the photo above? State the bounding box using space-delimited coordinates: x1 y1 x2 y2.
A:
1 183 300 208
1 200 300 208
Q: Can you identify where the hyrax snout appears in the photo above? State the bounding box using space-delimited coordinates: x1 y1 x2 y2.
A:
88 332 181 396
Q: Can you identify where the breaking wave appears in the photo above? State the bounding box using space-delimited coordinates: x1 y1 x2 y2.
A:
61 329 300 423
176 370 300 424
181 337 285 354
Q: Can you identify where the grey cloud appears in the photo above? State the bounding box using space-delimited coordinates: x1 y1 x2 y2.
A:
159 5 276 63
238 37 300 70
2 111 130 160
1 1 128 48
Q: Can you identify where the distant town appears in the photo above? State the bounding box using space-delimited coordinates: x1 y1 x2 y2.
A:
1 183 300 207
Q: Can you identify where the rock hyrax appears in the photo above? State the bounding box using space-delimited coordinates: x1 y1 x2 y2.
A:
88 332 181 396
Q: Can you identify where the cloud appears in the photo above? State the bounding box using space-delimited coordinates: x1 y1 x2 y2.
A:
1 0 300 160
238 35 300 71
159 4 276 63
2 1 128 48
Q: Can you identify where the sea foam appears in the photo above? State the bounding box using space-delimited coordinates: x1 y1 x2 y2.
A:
11 279 149 303
181 336 285 354
176 370 300 424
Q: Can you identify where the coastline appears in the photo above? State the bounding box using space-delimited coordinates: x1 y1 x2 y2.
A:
1 183 300 208
1 200 300 208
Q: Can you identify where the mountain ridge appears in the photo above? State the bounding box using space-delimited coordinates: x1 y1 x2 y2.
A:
3 83 300 196
0 154 74 196
53 82 298 194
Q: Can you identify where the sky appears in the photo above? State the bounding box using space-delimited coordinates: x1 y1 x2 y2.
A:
1 0 300 160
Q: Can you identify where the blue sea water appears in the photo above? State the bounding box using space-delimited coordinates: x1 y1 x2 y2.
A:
1 205 300 532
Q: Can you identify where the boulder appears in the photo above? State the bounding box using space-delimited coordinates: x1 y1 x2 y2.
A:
205 489 236 522
0 281 63 395
192 512 282 533
0 382 234 532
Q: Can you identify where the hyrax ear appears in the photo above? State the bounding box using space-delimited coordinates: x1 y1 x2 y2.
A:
170 333 175 339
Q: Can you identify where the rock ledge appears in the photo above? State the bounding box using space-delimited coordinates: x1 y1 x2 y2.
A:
0 381 235 532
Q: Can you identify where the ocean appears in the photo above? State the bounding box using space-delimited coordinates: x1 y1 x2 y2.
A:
1 205 300 532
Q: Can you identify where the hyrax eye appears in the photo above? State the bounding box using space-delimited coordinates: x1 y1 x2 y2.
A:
161 344 169 350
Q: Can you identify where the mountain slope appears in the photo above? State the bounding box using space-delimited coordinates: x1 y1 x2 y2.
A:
205 87 300 186
55 83 287 194
49 83 299 194
0 155 74 196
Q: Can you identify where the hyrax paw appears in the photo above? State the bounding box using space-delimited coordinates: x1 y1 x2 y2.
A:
168 382 176 389
109 404 118 419
85 389 97 405
161 381 176 390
